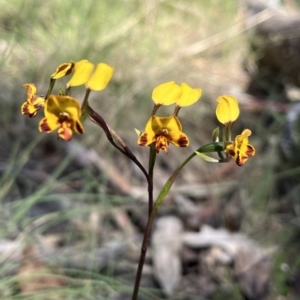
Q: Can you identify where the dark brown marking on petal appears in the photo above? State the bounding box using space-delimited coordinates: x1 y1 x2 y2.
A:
246 145 255 157
65 64 74 76
177 135 189 147
236 150 249 166
57 64 68 72
227 149 235 157
58 112 71 123
55 62 75 76
21 103 38 118
235 150 241 166
29 111 38 118
40 119 51 132
138 133 148 146
21 103 30 115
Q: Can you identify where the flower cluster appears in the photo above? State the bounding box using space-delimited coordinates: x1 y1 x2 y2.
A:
21 60 114 141
137 81 202 153
21 60 255 166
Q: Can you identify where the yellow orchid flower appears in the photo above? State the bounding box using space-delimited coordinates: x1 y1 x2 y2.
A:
152 81 182 106
67 60 95 87
216 95 240 125
67 60 114 91
176 83 202 107
138 115 189 153
21 83 45 118
226 129 255 166
51 61 75 79
86 63 114 91
39 95 84 141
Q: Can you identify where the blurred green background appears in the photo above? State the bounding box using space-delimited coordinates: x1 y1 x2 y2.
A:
1 0 300 299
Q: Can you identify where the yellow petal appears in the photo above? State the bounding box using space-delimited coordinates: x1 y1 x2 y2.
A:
176 83 202 107
216 95 240 125
138 117 156 146
23 83 37 103
86 63 114 91
45 95 82 121
138 131 155 146
150 115 183 132
152 81 182 105
67 60 94 87
31 95 45 106
39 117 59 133
21 102 38 118
51 61 75 79
241 129 252 137
168 130 189 147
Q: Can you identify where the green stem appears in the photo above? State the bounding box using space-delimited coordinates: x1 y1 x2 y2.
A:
80 88 91 123
131 151 196 300
151 104 161 115
228 122 233 141
222 124 227 149
45 78 56 100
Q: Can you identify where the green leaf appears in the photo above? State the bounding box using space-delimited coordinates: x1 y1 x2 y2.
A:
195 151 219 162
196 142 224 153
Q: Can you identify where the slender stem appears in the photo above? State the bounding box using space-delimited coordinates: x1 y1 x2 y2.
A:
228 122 233 142
87 105 150 183
151 104 161 115
174 105 181 116
80 88 91 123
222 124 227 149
45 78 56 100
148 145 156 215
131 152 196 300
65 86 71 95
